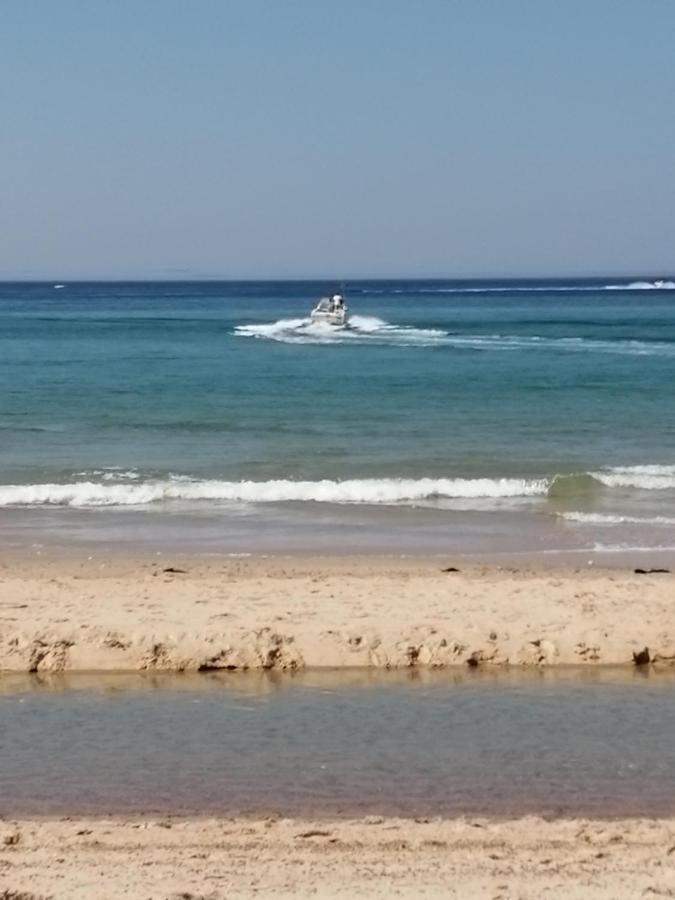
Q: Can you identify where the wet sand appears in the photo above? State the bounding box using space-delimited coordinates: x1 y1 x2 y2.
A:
0 554 674 671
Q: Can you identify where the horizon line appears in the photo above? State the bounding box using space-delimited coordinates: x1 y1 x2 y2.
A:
0 272 673 284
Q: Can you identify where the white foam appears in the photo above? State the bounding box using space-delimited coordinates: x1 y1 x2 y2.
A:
0 476 547 508
560 512 675 526
234 317 313 342
594 465 675 490
607 280 675 290
74 468 142 482
234 315 448 346
6 463 675 509
444 335 675 357
343 314 387 332
234 318 675 357
592 542 675 553
362 281 675 295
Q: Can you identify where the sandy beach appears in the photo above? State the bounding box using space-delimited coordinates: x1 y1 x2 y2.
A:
2 814 675 899
4 555 673 897
4 2 675 896
0 554 673 672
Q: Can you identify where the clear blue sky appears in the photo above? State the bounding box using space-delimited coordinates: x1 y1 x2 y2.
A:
1 0 674 279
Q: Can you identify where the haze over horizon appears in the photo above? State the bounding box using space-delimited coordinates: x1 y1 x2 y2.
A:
2 0 674 280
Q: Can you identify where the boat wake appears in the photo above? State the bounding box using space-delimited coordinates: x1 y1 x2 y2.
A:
360 280 675 295
234 315 447 346
235 317 675 356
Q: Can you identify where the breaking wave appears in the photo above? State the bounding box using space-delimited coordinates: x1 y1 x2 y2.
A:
547 472 603 498
593 464 675 490
2 464 675 508
0 476 546 508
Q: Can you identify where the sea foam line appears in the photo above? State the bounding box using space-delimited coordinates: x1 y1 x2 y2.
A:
0 477 547 508
2 465 675 508
560 512 675 526
593 465 675 490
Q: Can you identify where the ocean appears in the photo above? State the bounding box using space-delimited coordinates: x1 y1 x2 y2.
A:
1 278 675 560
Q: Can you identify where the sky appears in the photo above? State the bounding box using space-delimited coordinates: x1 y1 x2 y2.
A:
1 0 674 280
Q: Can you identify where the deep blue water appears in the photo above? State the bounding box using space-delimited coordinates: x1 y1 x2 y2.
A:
1 278 675 556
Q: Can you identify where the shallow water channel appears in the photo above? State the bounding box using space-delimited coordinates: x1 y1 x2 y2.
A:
1 668 674 817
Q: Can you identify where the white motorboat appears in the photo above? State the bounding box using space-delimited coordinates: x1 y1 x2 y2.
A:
310 292 348 327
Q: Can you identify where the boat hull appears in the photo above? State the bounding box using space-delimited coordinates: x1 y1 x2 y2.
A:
310 310 347 327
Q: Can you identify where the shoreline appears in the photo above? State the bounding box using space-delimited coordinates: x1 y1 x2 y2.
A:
1 554 674 672
3 814 675 899
5 501 675 569
13 541 675 568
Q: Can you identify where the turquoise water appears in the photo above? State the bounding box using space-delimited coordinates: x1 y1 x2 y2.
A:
1 279 675 556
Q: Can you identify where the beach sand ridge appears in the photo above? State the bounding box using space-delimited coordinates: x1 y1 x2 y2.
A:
1 556 673 672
